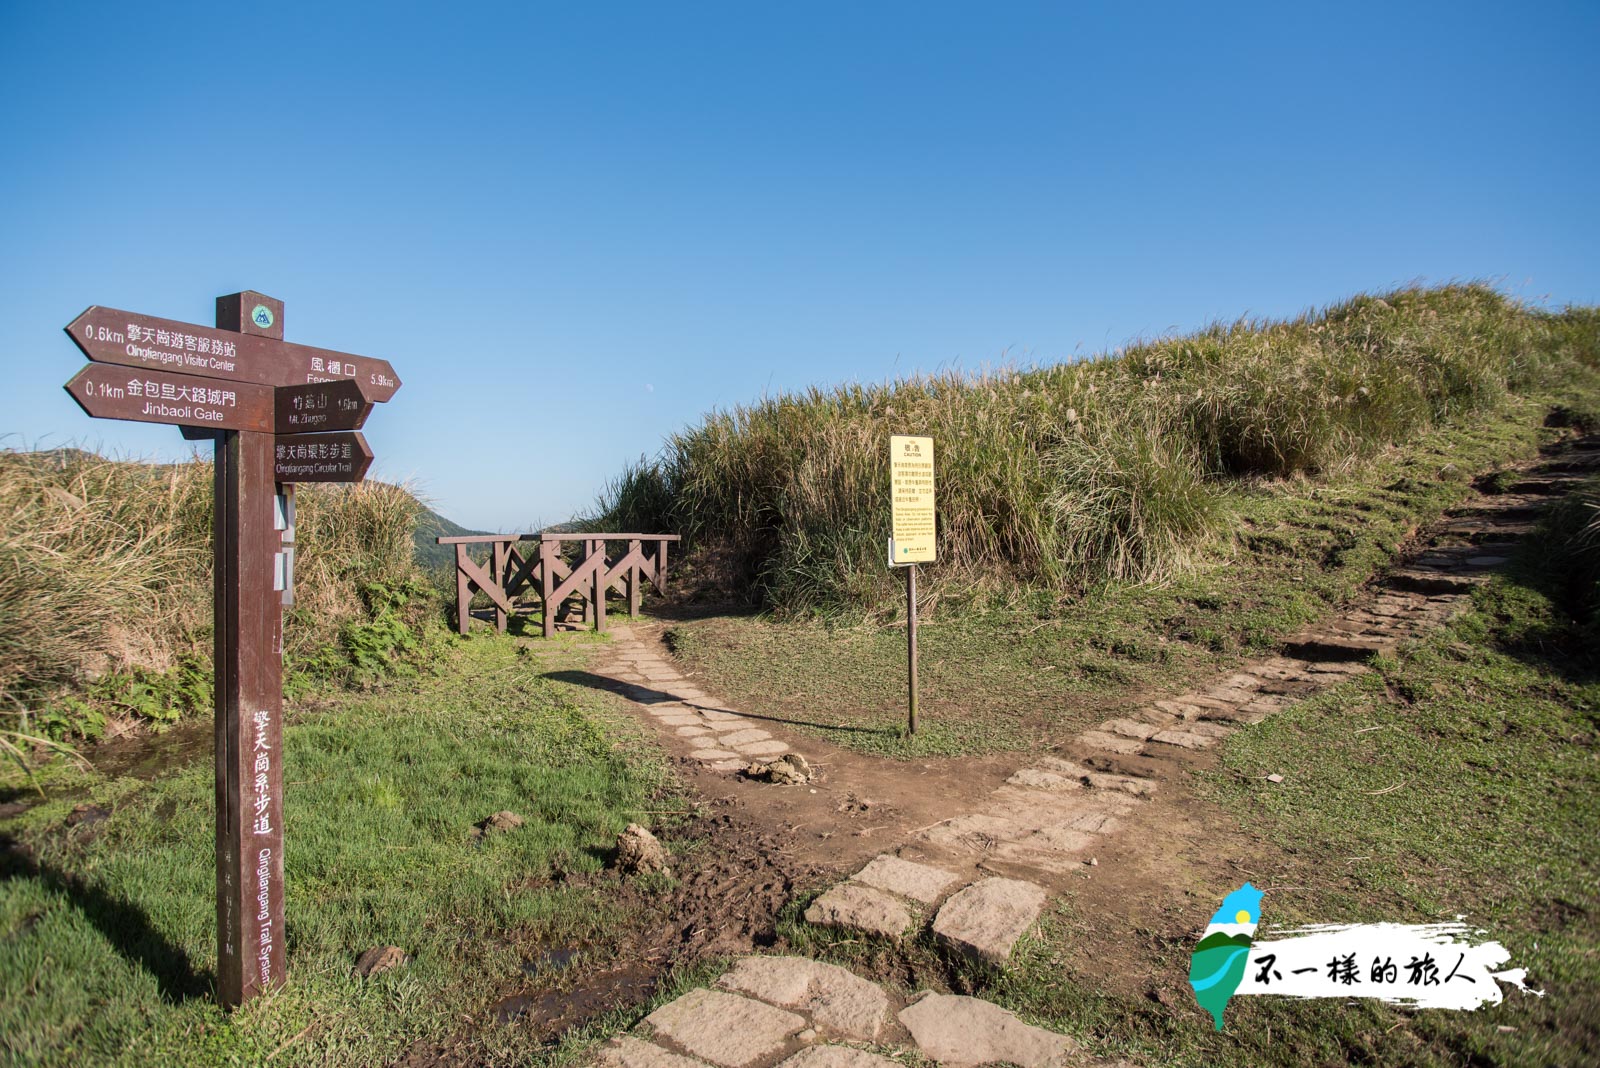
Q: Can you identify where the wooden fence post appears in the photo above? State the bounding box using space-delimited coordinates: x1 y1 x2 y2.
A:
455 544 471 635
591 539 607 632
628 538 642 617
492 541 509 634
540 537 558 638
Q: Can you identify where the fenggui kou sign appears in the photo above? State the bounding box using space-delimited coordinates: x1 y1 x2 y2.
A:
65 306 401 401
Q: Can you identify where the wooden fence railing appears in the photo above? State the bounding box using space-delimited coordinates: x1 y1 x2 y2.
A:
437 532 681 637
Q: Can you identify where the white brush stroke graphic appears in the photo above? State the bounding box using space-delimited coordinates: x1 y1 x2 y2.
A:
1234 921 1544 1010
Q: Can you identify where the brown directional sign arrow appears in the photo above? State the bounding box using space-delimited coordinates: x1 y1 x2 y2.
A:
276 379 371 435
65 306 401 402
64 364 274 432
273 431 373 483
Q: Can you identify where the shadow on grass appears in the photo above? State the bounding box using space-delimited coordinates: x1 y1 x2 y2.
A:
542 669 896 738
1472 541 1600 693
0 833 211 1002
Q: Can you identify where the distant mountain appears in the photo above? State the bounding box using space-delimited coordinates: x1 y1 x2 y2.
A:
413 506 491 572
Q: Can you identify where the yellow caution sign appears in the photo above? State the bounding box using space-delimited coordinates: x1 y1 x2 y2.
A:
889 434 937 565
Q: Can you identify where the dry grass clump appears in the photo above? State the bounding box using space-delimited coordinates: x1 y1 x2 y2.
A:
600 284 1600 614
0 449 212 707
286 478 425 663
0 447 426 714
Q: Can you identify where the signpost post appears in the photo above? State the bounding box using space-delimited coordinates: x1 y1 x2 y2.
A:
59 291 398 1009
888 435 936 735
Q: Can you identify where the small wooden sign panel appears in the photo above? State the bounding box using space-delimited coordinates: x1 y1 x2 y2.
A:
273 432 373 483
275 380 371 434
64 365 274 433
65 305 402 401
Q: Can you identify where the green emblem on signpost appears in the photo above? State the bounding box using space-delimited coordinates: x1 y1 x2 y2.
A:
251 304 275 329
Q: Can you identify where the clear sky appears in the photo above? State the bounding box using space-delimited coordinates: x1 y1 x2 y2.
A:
3 2 1596 532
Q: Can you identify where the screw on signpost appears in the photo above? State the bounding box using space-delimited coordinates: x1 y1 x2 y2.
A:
61 290 397 1009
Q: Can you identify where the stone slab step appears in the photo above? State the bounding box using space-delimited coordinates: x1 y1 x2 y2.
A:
594 1035 712 1068
1538 456 1600 473
1385 568 1483 595
803 884 912 940
931 877 1047 965
1437 519 1536 541
1077 729 1146 755
849 855 961 905
1449 498 1548 519
899 994 1078 1068
1508 475 1587 495
1148 728 1218 750
777 1049 902 1068
1282 631 1398 661
716 956 891 1042
642 989 807 1068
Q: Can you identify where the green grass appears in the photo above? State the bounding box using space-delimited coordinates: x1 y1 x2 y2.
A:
660 401 1570 759
979 521 1600 1065
0 635 683 1068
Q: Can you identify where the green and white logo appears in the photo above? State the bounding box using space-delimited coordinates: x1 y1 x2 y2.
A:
1188 882 1540 1030
251 304 275 329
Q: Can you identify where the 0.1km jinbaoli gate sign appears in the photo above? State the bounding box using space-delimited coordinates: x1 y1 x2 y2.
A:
59 291 401 1009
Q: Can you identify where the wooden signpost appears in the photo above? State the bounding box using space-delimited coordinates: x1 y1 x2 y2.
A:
889 435 936 735
60 291 398 1009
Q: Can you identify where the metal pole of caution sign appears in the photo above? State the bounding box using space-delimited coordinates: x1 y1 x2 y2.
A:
906 562 918 734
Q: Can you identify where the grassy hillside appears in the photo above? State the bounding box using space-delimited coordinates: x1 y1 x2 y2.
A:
413 505 490 573
0 449 436 743
599 285 1600 615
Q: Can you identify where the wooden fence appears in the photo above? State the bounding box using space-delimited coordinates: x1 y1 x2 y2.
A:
437 532 680 637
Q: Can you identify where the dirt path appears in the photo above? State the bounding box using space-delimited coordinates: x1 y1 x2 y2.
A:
580 629 1019 876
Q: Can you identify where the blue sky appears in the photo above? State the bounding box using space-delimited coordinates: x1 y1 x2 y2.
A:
3 2 1596 531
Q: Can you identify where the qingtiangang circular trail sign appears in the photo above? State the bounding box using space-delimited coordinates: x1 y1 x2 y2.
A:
59 290 400 1009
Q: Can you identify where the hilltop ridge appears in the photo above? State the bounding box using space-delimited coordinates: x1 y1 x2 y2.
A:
599 284 1600 614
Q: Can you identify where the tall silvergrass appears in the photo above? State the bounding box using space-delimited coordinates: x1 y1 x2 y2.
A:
0 447 427 712
600 284 1600 614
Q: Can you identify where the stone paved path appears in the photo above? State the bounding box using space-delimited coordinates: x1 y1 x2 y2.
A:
591 954 1126 1068
585 435 1596 1065
598 633 798 771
